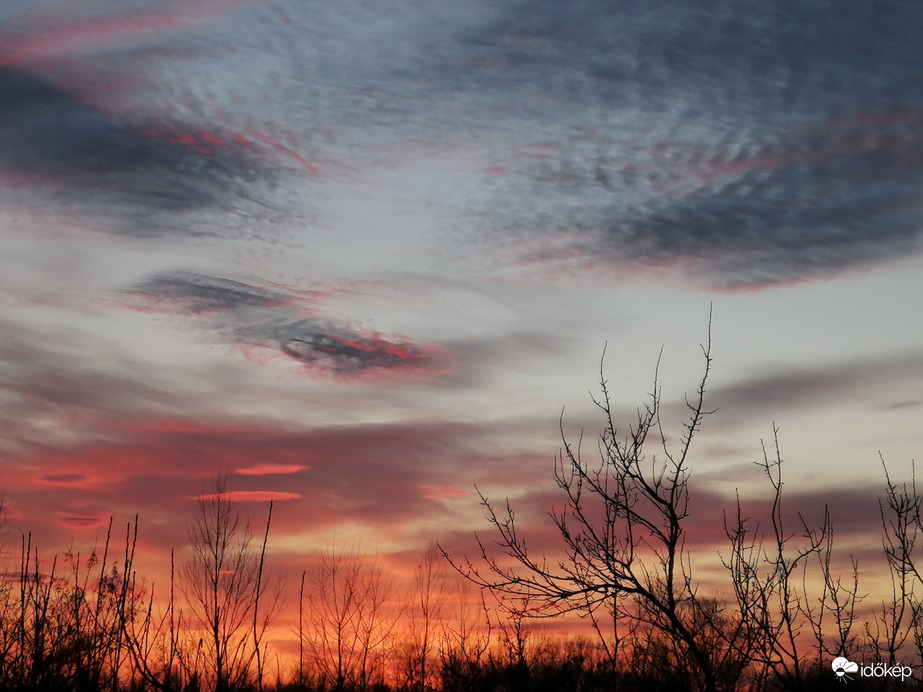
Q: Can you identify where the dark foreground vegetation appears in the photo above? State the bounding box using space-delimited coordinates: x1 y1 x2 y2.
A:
3 326 923 691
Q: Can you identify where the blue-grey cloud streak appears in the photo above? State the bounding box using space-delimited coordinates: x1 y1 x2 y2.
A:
127 271 440 377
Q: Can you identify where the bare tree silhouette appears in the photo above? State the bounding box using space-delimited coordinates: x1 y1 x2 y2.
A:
438 578 493 692
303 545 398 692
724 429 863 691
443 316 743 692
402 542 447 691
181 477 276 692
868 457 923 670
0 518 142 692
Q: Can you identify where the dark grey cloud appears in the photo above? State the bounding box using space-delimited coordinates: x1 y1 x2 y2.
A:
452 0 922 120
126 271 442 377
435 0 923 285
709 350 923 426
0 66 270 235
40 473 86 483
128 272 289 314
497 112 923 286
238 317 433 376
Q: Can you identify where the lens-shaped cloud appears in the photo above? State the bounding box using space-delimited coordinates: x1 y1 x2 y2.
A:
128 272 289 314
126 271 447 378
235 464 307 476
242 318 434 376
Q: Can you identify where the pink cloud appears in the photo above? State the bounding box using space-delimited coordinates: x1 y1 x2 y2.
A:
235 463 308 476
191 490 301 503
420 485 469 501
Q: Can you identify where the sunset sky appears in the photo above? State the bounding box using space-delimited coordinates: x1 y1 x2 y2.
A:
3 0 923 620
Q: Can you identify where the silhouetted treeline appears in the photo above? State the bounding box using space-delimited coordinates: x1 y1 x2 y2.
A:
4 461 923 692
3 461 923 692
5 333 923 691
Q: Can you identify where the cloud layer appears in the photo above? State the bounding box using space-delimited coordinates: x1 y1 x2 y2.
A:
4 1 923 283
452 1 923 285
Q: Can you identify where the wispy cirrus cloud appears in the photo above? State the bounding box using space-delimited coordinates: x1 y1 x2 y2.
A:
40 473 87 484
126 271 448 378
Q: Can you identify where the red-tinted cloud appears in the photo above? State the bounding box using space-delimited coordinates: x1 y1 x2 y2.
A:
1 412 515 550
192 490 301 502
236 464 307 476
420 485 469 501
